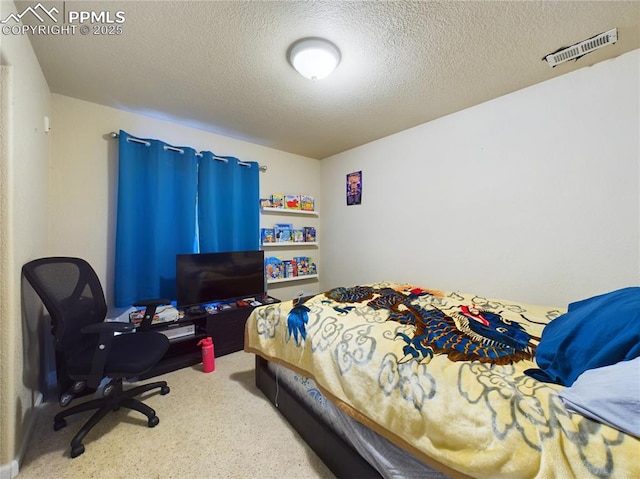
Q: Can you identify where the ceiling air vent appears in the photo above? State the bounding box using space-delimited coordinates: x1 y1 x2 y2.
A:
544 28 617 67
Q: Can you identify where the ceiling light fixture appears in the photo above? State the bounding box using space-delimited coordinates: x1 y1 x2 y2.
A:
288 37 341 81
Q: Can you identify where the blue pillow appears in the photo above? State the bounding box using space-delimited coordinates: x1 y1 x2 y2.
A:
525 287 640 386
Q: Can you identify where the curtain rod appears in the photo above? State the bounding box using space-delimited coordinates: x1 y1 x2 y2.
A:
109 132 267 172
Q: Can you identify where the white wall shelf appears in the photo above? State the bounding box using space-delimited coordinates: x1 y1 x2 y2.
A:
261 207 318 216
261 200 319 293
262 242 318 247
267 274 319 284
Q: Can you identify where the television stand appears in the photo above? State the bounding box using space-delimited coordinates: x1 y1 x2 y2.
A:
139 297 279 379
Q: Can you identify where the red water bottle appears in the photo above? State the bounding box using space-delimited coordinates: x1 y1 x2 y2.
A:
197 337 215 373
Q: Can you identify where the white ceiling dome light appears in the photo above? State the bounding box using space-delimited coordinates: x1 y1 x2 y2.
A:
288 38 341 81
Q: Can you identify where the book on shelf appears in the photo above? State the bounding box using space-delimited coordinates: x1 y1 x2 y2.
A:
292 229 304 242
285 194 301 209
264 194 315 212
303 227 316 242
270 194 285 209
274 223 293 242
282 259 297 278
265 256 284 280
261 228 275 244
294 256 311 276
300 195 314 211
265 256 316 280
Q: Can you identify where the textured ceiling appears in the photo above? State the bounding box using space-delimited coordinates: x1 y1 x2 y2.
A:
15 0 640 159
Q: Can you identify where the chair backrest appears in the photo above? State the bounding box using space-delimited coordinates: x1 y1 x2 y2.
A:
22 257 108 353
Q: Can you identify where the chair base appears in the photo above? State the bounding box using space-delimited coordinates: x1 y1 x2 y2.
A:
53 378 170 458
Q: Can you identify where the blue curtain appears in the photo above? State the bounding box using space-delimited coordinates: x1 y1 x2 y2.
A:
197 152 260 252
115 130 198 307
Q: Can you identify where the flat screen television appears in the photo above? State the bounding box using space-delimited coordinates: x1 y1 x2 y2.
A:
176 250 265 308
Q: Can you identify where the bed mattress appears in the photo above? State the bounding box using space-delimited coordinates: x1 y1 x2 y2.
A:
266 359 449 479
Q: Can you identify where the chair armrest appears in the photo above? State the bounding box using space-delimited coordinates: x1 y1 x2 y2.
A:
80 321 134 388
132 298 172 330
81 321 135 335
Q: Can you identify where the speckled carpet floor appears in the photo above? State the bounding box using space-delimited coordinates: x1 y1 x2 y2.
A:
17 351 334 479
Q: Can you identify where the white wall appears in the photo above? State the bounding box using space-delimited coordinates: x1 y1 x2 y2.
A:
320 50 640 307
49 95 321 304
0 0 51 474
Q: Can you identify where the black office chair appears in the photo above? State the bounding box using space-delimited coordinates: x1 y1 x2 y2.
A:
22 257 172 458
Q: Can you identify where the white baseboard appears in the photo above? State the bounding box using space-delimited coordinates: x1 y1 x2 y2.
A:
0 391 44 479
0 460 19 479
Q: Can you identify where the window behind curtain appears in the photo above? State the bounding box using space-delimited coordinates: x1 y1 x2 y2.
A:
197 151 260 253
114 131 259 307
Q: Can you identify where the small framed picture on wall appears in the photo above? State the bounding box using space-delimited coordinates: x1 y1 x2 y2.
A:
346 171 362 206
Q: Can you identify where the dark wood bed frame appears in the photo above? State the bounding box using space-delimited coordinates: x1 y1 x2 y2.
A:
254 355 382 478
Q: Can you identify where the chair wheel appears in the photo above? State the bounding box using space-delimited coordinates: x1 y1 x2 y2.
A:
59 393 73 407
70 444 85 458
103 383 115 398
161 386 170 395
54 418 67 431
148 416 159 427
72 380 86 393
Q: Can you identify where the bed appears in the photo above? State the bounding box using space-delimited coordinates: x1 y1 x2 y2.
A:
244 282 640 478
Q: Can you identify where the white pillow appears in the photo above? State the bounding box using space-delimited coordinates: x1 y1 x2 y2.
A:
559 357 640 437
